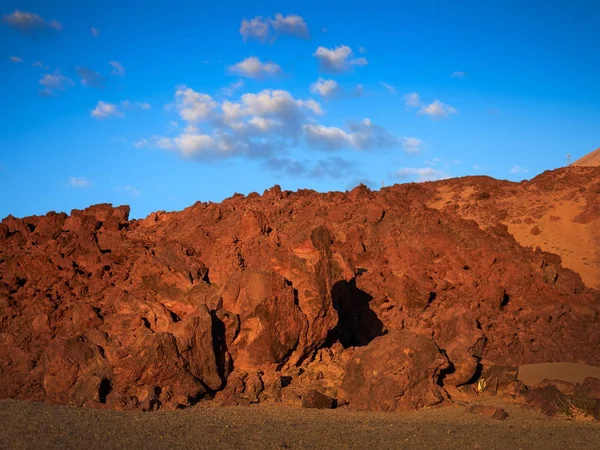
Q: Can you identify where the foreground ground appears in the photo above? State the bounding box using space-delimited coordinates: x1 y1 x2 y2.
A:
1 400 599 450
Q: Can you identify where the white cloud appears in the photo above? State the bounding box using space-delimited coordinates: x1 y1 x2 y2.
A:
451 71 466 78
10 56 23 63
271 13 309 39
90 27 100 37
2 9 62 34
39 71 73 95
240 17 270 41
309 77 340 98
221 79 244 97
175 86 218 122
401 137 423 153
419 100 458 118
405 92 458 118
91 101 124 118
67 177 91 188
396 167 450 182
380 82 397 95
109 61 125 76
240 13 309 42
304 124 352 151
304 119 399 151
404 92 421 108
359 47 367 53
140 86 326 158
228 56 281 78
32 61 48 69
313 45 367 73
134 138 149 148
140 85 402 161
510 165 529 174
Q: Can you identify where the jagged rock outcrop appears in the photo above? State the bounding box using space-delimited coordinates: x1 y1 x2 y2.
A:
1 167 599 411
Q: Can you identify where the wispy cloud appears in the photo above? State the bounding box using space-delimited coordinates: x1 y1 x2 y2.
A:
396 167 450 182
240 13 309 42
121 100 151 110
379 81 397 95
419 100 458 118
39 71 73 96
228 56 281 79
9 56 23 63
404 92 458 118
450 71 467 78
2 9 62 36
510 165 529 174
124 185 141 196
90 27 100 37
401 137 423 153
109 61 125 76
91 101 124 118
67 177 91 188
404 92 421 108
262 156 357 180
221 79 244 97
313 45 367 73
32 61 48 69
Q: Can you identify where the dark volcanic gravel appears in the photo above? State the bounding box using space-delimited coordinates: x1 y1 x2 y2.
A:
1 400 599 450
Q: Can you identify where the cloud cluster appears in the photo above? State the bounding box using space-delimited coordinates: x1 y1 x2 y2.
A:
404 92 458 118
313 45 367 73
137 85 405 163
228 57 281 79
240 13 309 42
2 9 62 35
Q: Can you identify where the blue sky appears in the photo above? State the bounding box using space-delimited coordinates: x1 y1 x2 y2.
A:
1 0 599 219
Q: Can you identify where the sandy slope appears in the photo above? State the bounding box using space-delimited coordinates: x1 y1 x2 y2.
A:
423 167 600 289
0 400 599 450
572 148 600 167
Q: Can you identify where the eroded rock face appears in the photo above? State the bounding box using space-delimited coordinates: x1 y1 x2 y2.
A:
1 168 600 411
339 331 449 411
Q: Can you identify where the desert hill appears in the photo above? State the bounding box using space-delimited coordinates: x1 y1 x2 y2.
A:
571 147 600 167
0 166 599 412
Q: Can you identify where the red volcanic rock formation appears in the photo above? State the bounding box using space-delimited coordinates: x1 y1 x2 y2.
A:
1 168 599 411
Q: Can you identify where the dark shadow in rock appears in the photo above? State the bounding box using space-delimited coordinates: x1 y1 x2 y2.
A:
328 278 385 348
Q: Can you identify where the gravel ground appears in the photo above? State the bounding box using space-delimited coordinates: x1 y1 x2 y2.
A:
1 399 599 450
